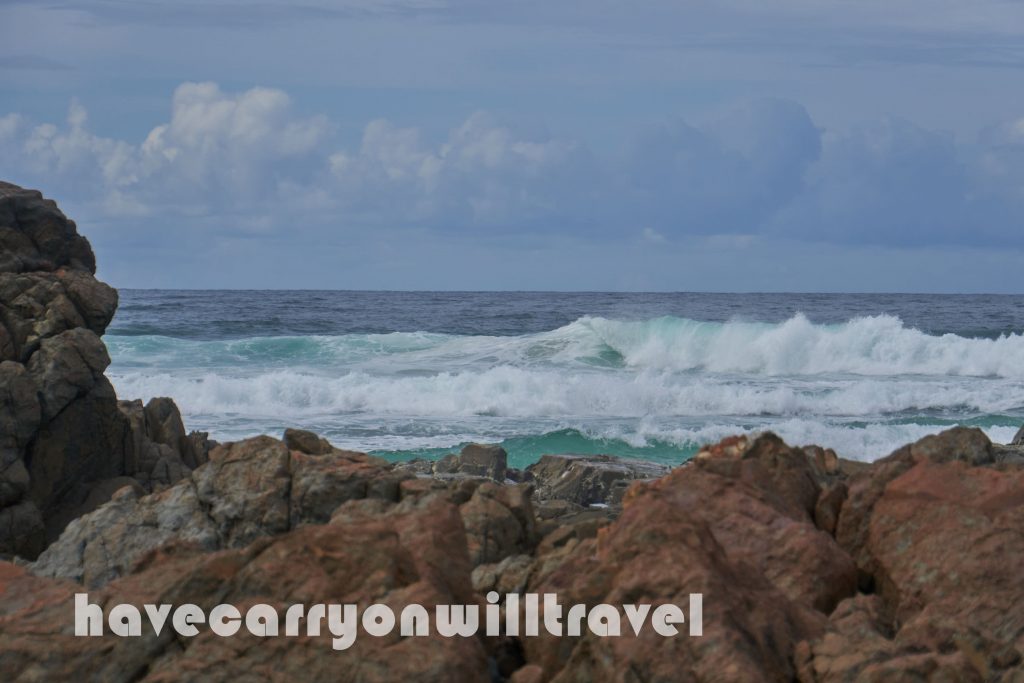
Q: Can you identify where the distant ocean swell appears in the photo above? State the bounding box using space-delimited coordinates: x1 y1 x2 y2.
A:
105 314 1024 465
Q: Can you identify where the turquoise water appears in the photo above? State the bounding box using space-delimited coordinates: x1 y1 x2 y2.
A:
105 291 1024 464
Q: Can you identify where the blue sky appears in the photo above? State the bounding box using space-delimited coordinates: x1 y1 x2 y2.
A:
2 0 1024 291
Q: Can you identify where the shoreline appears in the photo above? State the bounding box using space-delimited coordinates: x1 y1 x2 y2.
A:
2 182 1024 681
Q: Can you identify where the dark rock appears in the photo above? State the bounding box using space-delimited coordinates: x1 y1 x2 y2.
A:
0 500 45 558
283 427 333 455
457 443 508 480
0 271 117 364
0 181 96 274
0 362 39 507
394 443 510 482
26 377 134 540
31 434 411 587
118 397 208 490
0 183 154 559
26 327 109 421
526 453 670 507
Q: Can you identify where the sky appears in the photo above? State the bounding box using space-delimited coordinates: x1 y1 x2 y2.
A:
2 0 1024 292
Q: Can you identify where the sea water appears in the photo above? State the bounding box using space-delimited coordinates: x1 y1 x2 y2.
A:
105 291 1024 468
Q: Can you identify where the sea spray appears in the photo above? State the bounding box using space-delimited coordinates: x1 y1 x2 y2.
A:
105 311 1024 464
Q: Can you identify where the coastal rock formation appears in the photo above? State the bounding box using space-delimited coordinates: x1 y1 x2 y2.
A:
32 434 409 588
0 494 489 682
803 427 1024 681
0 425 1022 681
2 183 1023 681
0 183 208 558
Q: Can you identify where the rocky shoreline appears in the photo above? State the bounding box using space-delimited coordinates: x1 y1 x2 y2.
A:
1 182 1023 681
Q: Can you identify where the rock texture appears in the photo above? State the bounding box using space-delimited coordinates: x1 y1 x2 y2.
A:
2 184 1023 681
1 425 1022 681
32 434 409 588
0 183 209 558
0 494 489 682
527 452 671 508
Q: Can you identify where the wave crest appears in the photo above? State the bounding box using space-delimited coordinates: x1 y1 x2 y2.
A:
108 313 1024 378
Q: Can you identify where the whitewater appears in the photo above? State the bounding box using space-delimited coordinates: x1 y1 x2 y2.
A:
105 291 1024 468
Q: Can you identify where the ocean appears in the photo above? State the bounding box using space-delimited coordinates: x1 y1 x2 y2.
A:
105 291 1024 468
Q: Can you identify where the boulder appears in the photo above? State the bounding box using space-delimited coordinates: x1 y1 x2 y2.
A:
283 427 334 455
524 469 827 680
459 481 537 566
26 327 110 421
119 398 210 490
526 453 670 507
456 443 508 480
0 496 490 682
394 443 513 483
0 181 96 274
31 434 411 587
800 428 1024 680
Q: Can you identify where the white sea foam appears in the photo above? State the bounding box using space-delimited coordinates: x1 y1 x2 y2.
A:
105 313 1024 462
106 366 1024 420
107 313 1024 378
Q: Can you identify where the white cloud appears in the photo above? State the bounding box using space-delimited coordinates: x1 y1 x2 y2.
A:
3 82 1024 248
1 82 328 218
328 111 593 226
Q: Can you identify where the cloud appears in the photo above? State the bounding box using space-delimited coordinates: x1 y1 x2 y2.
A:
1 83 329 219
624 99 821 234
3 82 1024 250
328 112 598 229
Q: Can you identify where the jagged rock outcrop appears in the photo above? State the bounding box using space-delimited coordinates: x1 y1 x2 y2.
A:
0 183 208 558
517 434 851 682
0 494 489 682
0 201 1020 683
800 426 1024 681
1 425 1022 681
32 434 410 588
